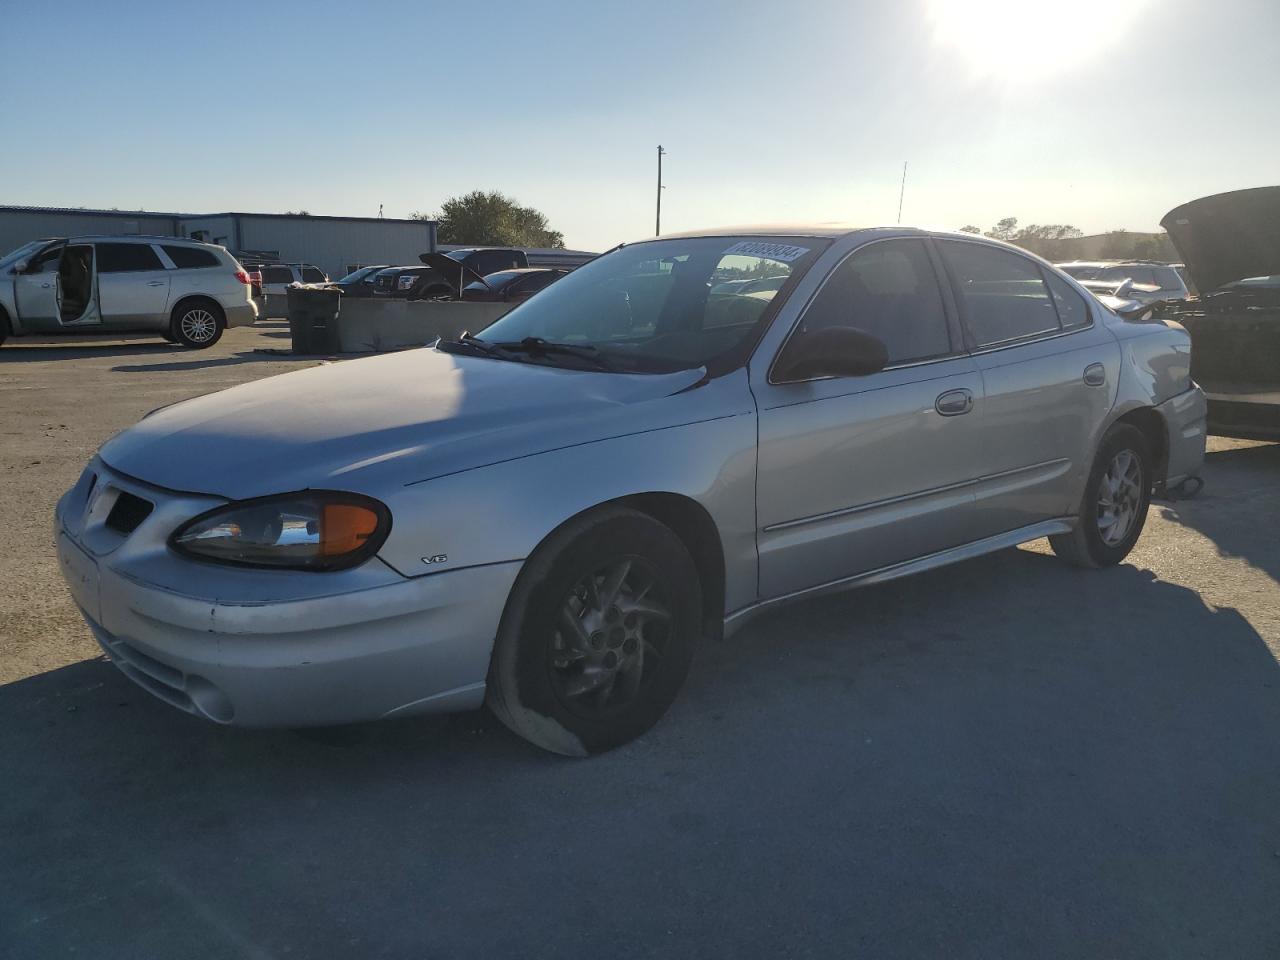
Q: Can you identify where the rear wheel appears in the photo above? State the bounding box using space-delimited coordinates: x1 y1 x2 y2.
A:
170 299 224 348
486 507 701 756
1050 423 1152 568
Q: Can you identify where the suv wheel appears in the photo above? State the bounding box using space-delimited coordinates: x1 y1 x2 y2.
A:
1050 422 1152 568
171 300 224 349
486 506 701 756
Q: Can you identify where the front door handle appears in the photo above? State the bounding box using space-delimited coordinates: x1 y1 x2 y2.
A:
41 281 52 288
935 388 974 416
145 280 166 287
1083 362 1106 387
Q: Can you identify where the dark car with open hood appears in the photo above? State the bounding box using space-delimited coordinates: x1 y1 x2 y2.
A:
1161 186 1280 441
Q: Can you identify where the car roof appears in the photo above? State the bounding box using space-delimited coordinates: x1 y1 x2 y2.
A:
52 235 222 247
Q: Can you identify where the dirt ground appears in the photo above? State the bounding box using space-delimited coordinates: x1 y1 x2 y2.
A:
2 322 1278 959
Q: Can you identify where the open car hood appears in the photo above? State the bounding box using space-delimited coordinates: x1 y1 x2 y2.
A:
417 252 490 292
1160 186 1280 293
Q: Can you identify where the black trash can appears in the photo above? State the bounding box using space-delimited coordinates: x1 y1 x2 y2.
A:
286 286 342 354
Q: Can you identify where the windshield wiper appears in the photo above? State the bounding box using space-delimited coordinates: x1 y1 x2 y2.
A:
492 337 616 372
436 332 516 361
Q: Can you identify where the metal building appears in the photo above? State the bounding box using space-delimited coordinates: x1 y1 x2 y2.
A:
0 206 438 279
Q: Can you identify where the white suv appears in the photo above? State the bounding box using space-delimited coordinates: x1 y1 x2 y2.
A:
0 236 257 349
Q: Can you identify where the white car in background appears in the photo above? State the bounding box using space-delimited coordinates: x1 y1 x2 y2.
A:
0 236 257 348
250 262 329 319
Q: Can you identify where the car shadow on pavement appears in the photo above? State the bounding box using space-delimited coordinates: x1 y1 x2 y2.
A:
0 341 181 362
110 351 317 373
2 546 1278 958
1160 440 1280 582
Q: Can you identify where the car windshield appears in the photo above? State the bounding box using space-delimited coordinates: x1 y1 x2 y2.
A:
465 236 826 373
337 266 378 283
0 239 50 270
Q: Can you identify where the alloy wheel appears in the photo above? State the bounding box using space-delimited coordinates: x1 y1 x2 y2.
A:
180 309 217 344
549 557 671 715
1097 448 1143 546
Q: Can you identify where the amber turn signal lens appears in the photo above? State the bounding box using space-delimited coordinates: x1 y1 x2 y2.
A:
320 503 381 556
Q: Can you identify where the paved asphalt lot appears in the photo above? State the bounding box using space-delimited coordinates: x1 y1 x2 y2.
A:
2 324 1278 959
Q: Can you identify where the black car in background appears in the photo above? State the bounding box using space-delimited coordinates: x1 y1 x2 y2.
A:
333 265 389 298
372 248 532 300
1161 185 1280 440
461 267 568 302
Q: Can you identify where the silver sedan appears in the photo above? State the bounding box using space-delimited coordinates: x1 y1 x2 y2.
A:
56 226 1207 755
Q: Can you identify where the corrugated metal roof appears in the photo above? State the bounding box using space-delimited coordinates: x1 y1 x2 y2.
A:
0 204 434 226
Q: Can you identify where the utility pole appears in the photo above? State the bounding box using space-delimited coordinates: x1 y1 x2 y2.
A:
656 145 666 236
897 162 908 224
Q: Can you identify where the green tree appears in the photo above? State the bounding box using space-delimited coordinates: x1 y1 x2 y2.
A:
414 191 565 248
985 217 1020 242
958 225 982 234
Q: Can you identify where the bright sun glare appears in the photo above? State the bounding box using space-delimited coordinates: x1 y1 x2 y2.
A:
926 0 1153 81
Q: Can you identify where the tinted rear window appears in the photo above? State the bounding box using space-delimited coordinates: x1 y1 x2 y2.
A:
262 266 295 284
96 242 163 273
162 245 220 269
301 266 326 283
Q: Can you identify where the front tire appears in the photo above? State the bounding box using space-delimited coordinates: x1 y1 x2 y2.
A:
170 300 224 349
1050 422 1152 568
486 507 701 756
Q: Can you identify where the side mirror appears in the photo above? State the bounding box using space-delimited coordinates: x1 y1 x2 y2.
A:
12 259 29 274
775 326 889 381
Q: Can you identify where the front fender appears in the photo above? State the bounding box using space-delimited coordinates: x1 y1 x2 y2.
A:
375 410 760 615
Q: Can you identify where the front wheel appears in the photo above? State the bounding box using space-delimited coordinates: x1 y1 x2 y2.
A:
1050 422 1152 568
486 507 701 756
170 300 224 349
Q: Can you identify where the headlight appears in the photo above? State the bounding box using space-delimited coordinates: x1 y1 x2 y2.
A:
170 492 391 571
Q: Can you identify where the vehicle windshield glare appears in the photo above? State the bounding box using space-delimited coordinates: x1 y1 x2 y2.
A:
467 236 826 373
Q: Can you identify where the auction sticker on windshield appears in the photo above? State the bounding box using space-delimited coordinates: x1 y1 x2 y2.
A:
722 241 811 263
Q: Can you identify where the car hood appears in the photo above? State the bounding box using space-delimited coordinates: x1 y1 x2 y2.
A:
99 348 710 500
418 252 490 291
1160 186 1280 294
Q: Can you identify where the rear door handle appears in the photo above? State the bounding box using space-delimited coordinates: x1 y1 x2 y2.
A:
935 388 974 416
1083 362 1106 387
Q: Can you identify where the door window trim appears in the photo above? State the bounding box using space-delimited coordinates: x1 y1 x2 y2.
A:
934 236 1096 356
767 235 965 385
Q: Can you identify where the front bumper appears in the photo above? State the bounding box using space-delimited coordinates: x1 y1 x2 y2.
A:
1157 384 1208 487
54 461 520 727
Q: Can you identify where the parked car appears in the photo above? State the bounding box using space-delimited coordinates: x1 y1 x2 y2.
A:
370 265 449 299
371 250 535 301
56 226 1206 756
252 262 329 318
0 236 257 348
1056 261 1191 305
461 267 568 303
1160 185 1280 439
332 264 389 298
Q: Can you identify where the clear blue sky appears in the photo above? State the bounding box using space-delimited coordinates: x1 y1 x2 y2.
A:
2 0 1276 251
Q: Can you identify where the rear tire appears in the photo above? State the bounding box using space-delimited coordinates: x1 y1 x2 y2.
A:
170 299 224 349
1050 423 1152 568
486 507 701 756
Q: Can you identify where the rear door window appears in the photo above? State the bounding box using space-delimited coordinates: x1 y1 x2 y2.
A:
96 242 164 273
301 266 326 283
162 245 220 269
940 241 1061 347
1045 271 1091 331
261 266 295 284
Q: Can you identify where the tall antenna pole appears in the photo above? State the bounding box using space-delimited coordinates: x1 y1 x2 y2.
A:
897 161 908 224
656 145 666 236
